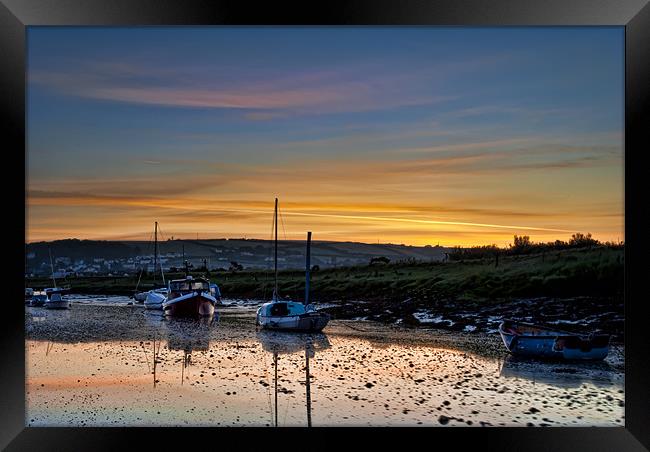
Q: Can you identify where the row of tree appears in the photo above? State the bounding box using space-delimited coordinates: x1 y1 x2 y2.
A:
449 233 623 261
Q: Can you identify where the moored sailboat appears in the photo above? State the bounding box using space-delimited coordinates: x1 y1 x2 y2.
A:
44 287 71 309
256 199 330 332
133 221 169 303
44 247 71 309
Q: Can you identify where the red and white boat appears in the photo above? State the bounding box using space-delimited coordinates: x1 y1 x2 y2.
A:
162 276 220 317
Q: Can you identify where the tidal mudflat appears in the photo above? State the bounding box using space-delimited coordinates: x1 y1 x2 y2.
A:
26 301 624 427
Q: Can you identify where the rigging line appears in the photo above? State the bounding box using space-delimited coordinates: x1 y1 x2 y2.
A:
276 205 288 300
279 206 288 241
156 224 167 285
145 229 154 255
48 247 56 289
157 223 166 242
264 202 276 302
136 229 155 291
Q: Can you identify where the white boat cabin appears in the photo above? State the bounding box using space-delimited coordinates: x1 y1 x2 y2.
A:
168 276 221 299
169 276 210 292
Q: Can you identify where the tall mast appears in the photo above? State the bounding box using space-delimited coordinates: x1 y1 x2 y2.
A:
305 231 311 306
274 198 278 300
154 221 158 285
48 246 57 289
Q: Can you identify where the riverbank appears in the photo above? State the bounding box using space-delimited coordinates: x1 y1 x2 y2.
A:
26 247 624 340
27 247 623 300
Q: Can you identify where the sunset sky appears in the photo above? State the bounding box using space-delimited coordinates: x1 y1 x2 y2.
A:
26 27 624 246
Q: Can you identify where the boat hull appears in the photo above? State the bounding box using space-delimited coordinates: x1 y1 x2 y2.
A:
257 312 330 332
499 320 609 360
44 292 70 309
44 300 71 309
163 292 216 317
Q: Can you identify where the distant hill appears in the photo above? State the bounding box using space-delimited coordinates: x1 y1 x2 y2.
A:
25 238 450 275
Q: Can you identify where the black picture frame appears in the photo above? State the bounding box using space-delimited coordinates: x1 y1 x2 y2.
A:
2 0 649 450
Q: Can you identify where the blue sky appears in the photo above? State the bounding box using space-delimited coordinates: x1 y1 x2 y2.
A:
26 27 624 245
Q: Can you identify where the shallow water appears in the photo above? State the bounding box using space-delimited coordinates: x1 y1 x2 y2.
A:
25 302 624 427
64 294 258 307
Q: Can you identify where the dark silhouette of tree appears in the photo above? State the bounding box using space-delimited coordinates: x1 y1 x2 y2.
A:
513 235 531 248
569 232 598 247
370 256 390 265
229 261 243 272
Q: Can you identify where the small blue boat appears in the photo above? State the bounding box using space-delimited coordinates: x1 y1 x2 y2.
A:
499 319 610 360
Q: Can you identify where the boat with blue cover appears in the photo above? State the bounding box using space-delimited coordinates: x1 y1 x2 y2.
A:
499 319 610 360
256 199 330 332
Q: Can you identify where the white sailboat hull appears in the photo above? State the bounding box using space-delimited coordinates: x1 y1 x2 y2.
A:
257 312 330 332
44 300 71 309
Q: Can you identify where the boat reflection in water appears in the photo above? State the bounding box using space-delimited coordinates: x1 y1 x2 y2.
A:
150 314 217 387
256 330 331 427
499 354 617 389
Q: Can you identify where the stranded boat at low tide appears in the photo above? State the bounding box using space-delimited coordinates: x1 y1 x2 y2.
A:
144 289 167 310
162 276 221 317
43 287 71 309
256 199 330 333
30 291 48 307
499 319 610 360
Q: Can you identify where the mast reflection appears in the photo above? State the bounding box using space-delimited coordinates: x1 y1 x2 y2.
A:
256 330 331 427
149 314 217 387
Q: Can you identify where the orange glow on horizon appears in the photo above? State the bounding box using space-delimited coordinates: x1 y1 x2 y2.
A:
26 193 624 247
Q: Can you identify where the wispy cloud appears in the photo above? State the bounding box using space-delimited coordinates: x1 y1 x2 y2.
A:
29 61 458 115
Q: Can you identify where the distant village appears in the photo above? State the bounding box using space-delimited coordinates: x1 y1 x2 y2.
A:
26 252 182 278
25 238 450 278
